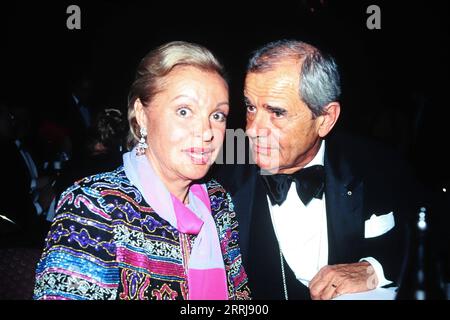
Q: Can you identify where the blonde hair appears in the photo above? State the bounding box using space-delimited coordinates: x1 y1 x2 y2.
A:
126 41 226 149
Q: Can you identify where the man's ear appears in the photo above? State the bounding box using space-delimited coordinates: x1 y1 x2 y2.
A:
134 98 147 129
317 102 341 138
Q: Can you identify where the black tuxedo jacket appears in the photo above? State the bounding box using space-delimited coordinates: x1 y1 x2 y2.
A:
215 132 425 299
0 139 35 225
0 139 50 247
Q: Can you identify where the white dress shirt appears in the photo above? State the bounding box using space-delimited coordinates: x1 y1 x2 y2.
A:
267 141 391 288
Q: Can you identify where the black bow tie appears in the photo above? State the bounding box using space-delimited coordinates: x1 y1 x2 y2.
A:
261 165 325 206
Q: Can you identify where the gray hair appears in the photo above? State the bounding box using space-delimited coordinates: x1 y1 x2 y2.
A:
247 39 341 117
127 41 226 149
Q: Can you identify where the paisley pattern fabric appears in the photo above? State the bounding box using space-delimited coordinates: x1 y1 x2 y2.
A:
33 167 251 300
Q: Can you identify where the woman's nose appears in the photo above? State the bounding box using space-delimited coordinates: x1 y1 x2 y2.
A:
194 117 213 142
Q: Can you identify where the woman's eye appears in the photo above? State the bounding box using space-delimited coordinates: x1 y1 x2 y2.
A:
211 112 227 122
176 107 192 117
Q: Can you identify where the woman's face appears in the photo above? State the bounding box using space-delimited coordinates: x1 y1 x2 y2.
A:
136 66 229 183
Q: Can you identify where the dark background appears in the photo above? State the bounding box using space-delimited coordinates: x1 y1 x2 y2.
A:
1 0 449 192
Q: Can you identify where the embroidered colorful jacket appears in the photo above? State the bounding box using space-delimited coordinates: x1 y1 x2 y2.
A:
33 167 251 300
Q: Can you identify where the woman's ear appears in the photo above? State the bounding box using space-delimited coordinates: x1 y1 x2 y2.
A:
317 102 341 138
134 98 147 129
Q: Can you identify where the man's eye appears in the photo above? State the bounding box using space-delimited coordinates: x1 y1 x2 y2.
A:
246 105 256 113
176 107 192 117
273 111 284 118
269 108 286 118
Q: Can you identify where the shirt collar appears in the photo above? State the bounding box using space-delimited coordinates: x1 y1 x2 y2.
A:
304 139 325 168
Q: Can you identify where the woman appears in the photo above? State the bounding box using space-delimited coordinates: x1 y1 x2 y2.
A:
33 41 250 300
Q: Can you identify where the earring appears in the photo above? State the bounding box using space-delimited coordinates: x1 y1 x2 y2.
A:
136 126 148 156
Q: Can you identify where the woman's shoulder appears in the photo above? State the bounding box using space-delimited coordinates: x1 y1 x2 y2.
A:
205 178 232 201
55 166 138 219
205 179 236 215
205 178 226 193
61 166 132 195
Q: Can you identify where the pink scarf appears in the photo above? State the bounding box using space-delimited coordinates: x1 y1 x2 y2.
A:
123 150 228 300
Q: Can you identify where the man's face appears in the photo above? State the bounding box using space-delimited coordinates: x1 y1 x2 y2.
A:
244 60 323 174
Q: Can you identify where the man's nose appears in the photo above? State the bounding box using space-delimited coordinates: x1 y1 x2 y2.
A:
246 112 268 138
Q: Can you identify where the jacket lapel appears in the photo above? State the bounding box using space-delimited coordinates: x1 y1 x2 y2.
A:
247 169 289 299
324 137 365 265
232 165 260 263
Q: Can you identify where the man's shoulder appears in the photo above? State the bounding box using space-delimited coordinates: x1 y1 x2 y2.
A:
326 131 423 197
326 131 407 172
327 131 399 158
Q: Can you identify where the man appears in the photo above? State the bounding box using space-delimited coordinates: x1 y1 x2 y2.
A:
0 104 51 246
217 40 425 299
